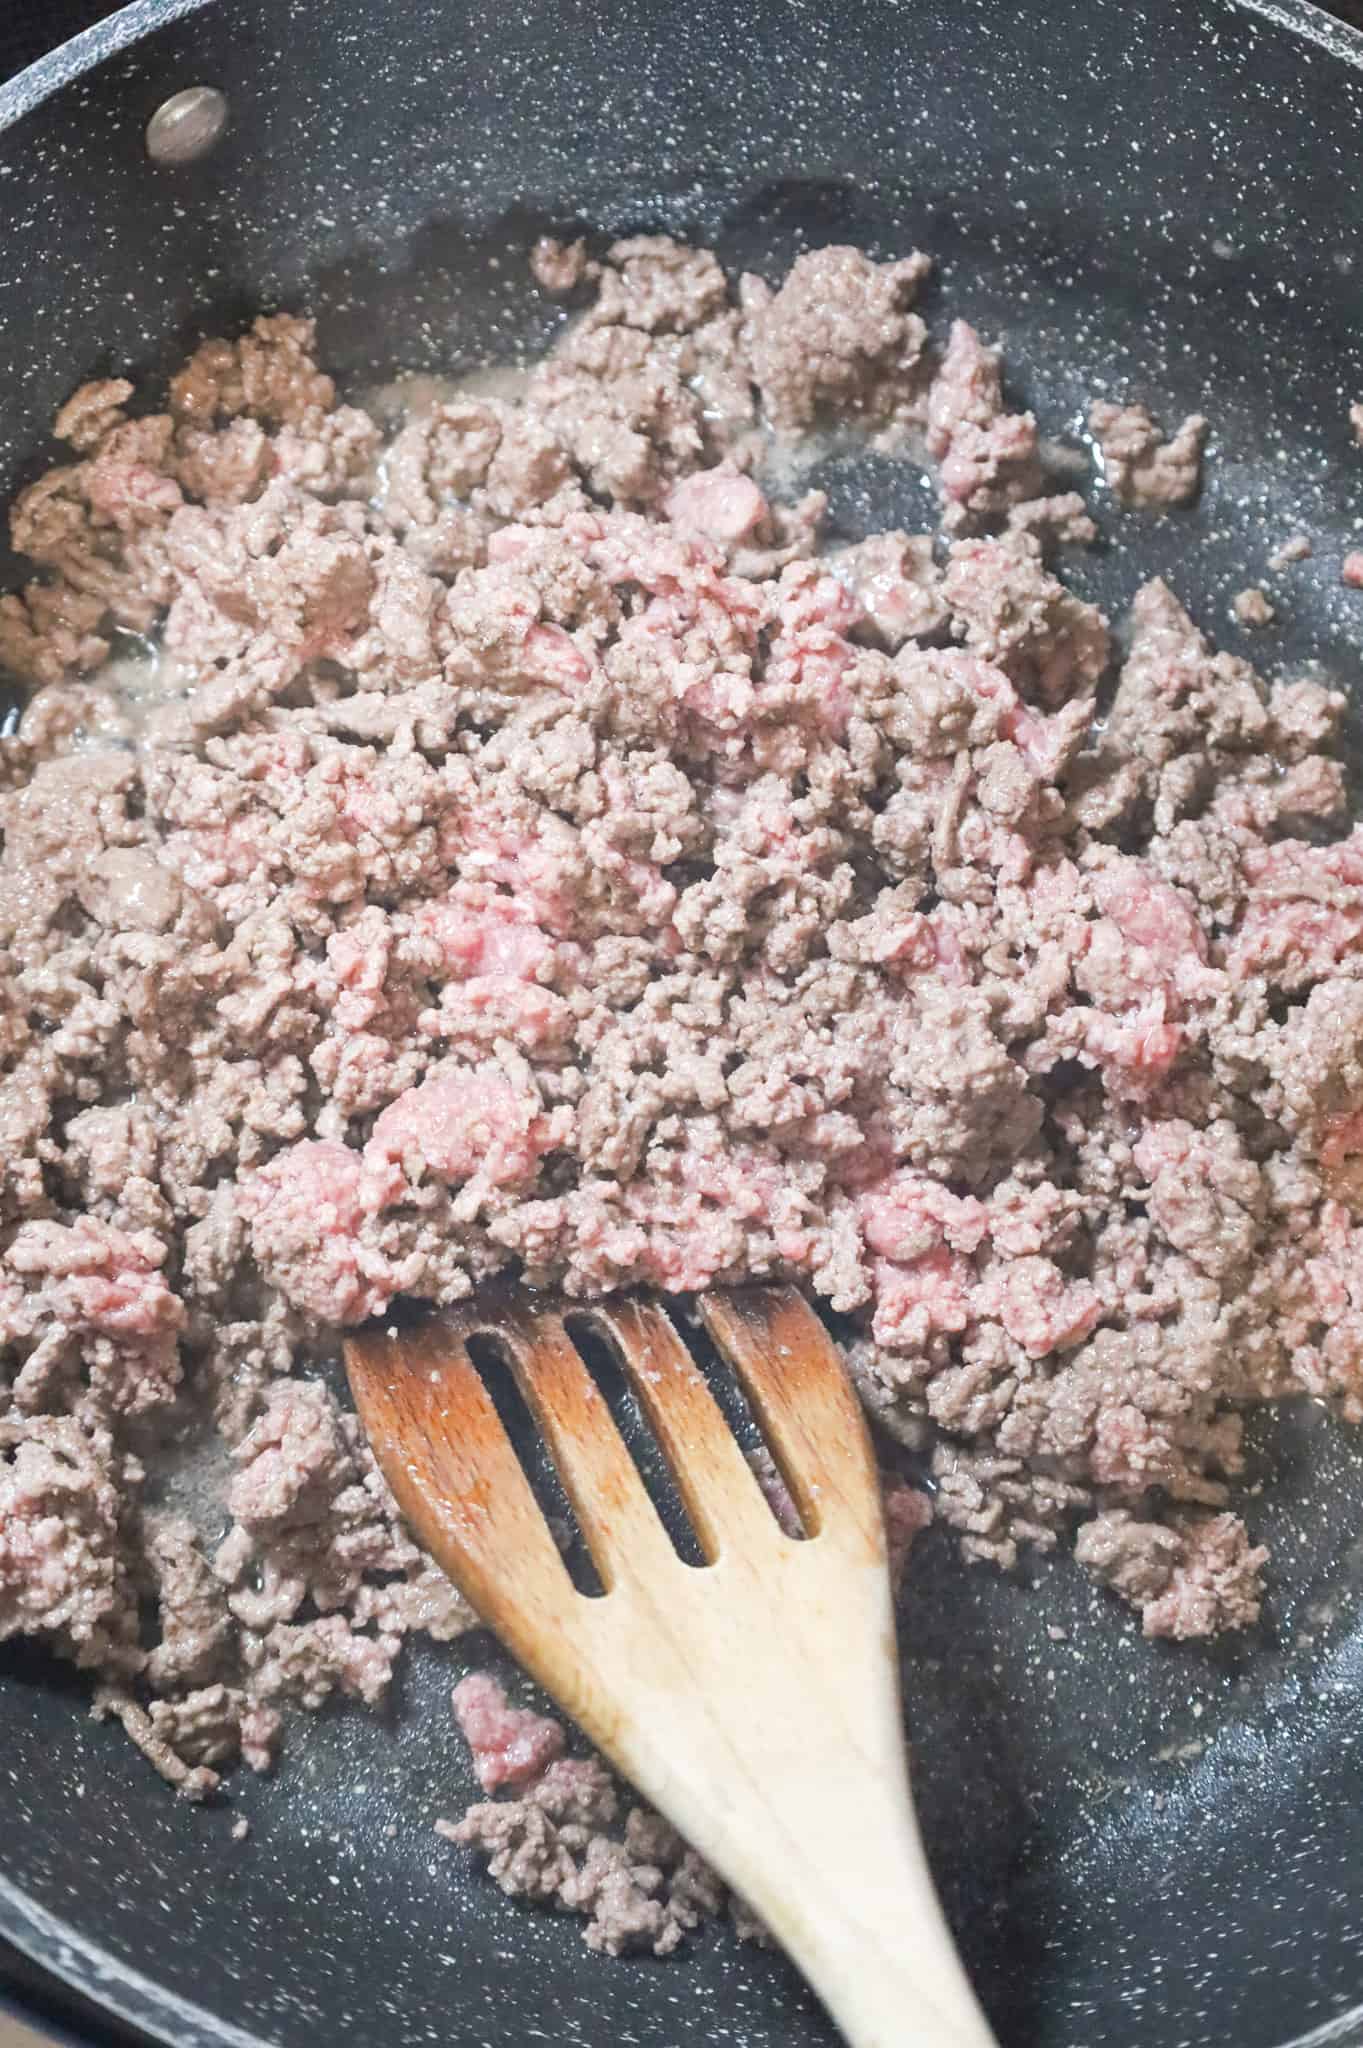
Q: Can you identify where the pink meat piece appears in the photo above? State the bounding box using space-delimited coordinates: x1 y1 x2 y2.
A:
971 1256 1103 1360
706 781 828 873
853 908 973 983
1092 860 1208 974
1291 1205 1363 1420
765 631 855 734
5 1218 180 1341
858 1171 989 1262
1002 699 1090 780
84 460 183 531
663 468 768 545
925 322 999 454
245 1615 401 1710
1141 1515 1268 1640
425 976 575 1056
943 535 1108 707
2 1219 185 1415
522 622 593 688
1342 552 1363 589
1320 1110 1363 1178
602 550 769 741
1128 1120 1262 1281
596 1139 817 1292
587 515 723 597
832 532 945 648
871 1249 975 1350
441 808 582 939
1087 1405 1188 1492
163 815 274 893
882 1482 933 1585
764 563 864 733
774 561 862 639
415 893 553 981
938 647 1085 778
326 916 397 1033
0 1416 131 1661
617 591 759 734
367 1065 558 1189
1078 857 1212 1012
938 413 1036 514
453 1672 565 1792
1081 1001 1185 1088
1228 829 1363 988
226 1379 354 1535
924 321 1041 526
241 1140 395 1324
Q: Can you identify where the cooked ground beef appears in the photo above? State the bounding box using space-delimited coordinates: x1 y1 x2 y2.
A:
438 1674 757 1956
1269 533 1312 571
1087 399 1207 508
1231 586 1276 628
0 239 1359 1890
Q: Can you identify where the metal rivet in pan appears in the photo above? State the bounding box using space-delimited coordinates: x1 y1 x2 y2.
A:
145 86 229 166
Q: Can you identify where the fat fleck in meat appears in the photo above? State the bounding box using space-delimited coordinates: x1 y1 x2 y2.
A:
0 234 1359 1866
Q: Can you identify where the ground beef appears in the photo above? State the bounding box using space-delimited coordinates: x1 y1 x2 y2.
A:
741 246 931 431
0 1414 141 1673
438 1679 735 1956
530 238 591 296
452 1670 565 1791
926 322 1043 531
1232 586 1275 627
0 234 1359 1886
1269 533 1312 571
831 531 946 648
1074 1509 1267 1638
1088 400 1207 507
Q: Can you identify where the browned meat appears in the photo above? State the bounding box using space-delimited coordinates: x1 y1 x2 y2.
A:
1088 399 1207 507
0 232 1357 1862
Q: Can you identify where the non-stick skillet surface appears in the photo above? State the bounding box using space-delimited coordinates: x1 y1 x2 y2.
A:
2 3 1363 2044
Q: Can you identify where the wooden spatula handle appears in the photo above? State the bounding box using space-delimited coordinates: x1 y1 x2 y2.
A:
734 1785 995 2048
559 1547 999 2048
581 1563 997 2048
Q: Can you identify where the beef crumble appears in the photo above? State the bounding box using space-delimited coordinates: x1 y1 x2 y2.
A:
1231 586 1276 628
0 237 1360 1939
1087 399 1207 508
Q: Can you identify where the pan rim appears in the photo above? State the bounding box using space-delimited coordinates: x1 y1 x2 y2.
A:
0 0 1362 2044
1 0 1361 141
0 0 214 133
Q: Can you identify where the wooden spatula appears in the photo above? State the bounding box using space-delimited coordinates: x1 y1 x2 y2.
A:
345 1283 997 2048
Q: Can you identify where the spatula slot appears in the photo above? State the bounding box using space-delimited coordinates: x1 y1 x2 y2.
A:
561 1312 708 1568
678 1310 813 1541
463 1329 604 1598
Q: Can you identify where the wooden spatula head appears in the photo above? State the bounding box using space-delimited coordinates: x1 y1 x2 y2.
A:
345 1285 995 2048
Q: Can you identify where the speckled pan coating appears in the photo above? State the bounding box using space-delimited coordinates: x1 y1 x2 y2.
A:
1 4 1362 2048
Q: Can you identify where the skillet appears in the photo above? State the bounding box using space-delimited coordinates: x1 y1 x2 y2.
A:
1 2 1363 2043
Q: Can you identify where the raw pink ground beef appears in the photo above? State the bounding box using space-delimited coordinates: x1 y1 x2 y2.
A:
452 1670 565 1791
0 233 1360 1945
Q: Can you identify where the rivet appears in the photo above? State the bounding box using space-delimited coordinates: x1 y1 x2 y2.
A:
145 86 228 167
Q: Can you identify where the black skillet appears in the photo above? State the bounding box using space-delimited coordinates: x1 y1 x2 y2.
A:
2 2 1363 2043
